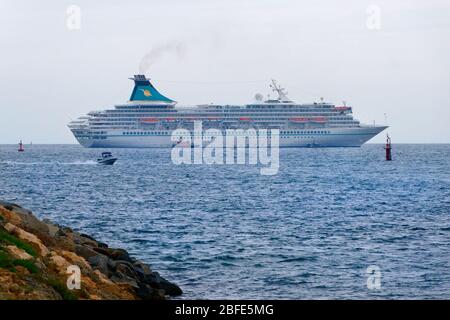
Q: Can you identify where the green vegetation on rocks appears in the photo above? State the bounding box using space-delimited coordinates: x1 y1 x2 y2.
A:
0 249 14 271
0 229 38 258
12 259 39 274
45 277 78 300
0 248 38 273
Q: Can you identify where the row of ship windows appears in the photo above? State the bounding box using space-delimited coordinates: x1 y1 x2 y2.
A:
78 135 324 141
123 132 168 135
78 134 327 141
94 117 354 121
91 120 356 126
282 136 320 139
113 106 332 110
284 130 331 134
121 130 332 136
113 107 336 112
106 112 350 116
78 136 107 140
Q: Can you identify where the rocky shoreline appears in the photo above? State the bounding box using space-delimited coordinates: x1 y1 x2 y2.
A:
0 201 182 300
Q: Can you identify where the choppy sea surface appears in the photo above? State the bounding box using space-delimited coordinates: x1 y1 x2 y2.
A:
1 144 449 299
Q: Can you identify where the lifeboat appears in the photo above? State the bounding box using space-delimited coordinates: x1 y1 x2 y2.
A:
334 106 351 111
239 117 251 121
290 117 326 123
311 117 327 123
289 117 308 122
140 117 159 123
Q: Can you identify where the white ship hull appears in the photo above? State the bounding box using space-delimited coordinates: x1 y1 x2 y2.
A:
74 126 387 148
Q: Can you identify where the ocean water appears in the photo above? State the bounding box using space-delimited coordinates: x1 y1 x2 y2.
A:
0 144 449 299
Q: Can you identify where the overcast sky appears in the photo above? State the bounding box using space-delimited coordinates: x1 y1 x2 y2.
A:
1 0 449 143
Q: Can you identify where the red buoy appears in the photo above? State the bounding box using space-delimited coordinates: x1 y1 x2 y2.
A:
385 134 392 161
18 140 24 152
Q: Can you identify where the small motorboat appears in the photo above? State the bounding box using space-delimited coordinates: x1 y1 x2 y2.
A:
97 152 117 165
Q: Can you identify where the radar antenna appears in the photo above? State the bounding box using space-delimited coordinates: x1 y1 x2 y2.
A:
269 79 292 102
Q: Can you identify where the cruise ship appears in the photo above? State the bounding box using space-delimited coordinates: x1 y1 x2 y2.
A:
68 75 387 148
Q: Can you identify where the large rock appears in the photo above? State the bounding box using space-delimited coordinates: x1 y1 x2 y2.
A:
75 244 99 260
4 223 49 256
135 283 165 300
93 247 132 262
59 250 91 273
0 202 50 237
0 205 22 226
42 219 60 237
87 254 110 276
144 272 183 296
93 270 114 286
0 201 32 216
115 261 139 279
6 245 33 260
108 248 132 262
48 251 71 275
73 233 99 247
110 271 139 288
133 260 153 279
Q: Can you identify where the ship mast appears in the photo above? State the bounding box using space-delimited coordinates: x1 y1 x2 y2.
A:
269 79 292 102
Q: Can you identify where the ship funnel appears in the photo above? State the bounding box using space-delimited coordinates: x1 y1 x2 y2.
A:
128 74 174 103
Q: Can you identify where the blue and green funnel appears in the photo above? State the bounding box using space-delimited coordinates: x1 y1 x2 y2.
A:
129 75 174 102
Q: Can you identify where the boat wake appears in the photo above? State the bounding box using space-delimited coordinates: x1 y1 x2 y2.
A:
1 160 97 165
63 160 97 165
